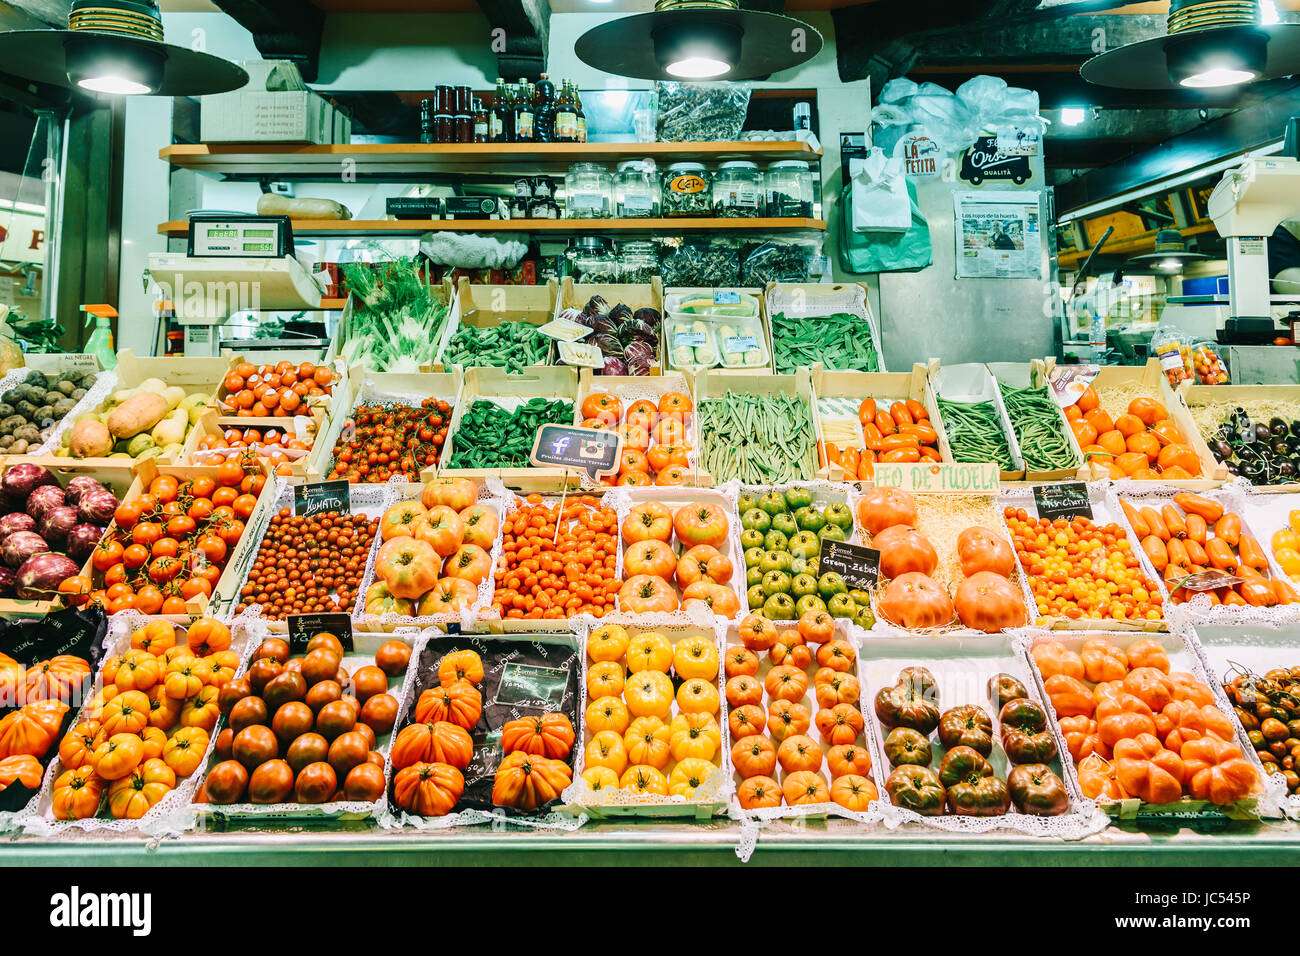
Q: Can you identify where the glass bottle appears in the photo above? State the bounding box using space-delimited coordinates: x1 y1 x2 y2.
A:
574 85 587 143
534 73 556 142
489 77 506 143
556 80 578 143
514 79 536 142
472 97 488 143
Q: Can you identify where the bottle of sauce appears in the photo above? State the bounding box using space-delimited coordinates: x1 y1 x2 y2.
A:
574 85 587 143
515 78 536 142
556 80 578 143
489 77 507 142
472 97 489 143
534 73 556 142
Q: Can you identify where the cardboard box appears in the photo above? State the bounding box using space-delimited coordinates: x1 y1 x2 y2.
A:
434 279 558 372
200 61 349 144
810 364 942 481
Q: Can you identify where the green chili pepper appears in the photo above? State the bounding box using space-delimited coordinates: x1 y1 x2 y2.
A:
446 398 573 469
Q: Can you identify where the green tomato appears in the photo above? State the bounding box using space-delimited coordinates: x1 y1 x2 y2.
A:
759 491 787 517
824 502 854 532
853 603 876 629
747 584 767 611
744 546 766 569
850 588 873 607
795 506 826 533
818 571 848 600
827 592 858 619
818 523 846 543
740 528 766 551
762 592 796 620
762 569 791 596
784 487 814 511
771 513 797 537
788 531 821 561
791 572 818 598
746 565 766 588
759 550 792 574
763 529 790 552
741 508 771 533
795 593 828 616
738 493 758 514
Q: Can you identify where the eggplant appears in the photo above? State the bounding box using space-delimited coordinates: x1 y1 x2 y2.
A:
1272 417 1290 438
37 505 78 547
0 512 35 539
24 484 65 522
2 530 49 568
1 462 54 501
15 552 79 600
63 476 105 505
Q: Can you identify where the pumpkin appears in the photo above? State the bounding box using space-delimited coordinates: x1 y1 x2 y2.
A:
91 732 145 781
1081 638 1128 683
437 650 484 687
668 757 715 799
815 639 857 673
584 695 629 735
625 670 674 719
0 754 42 792
626 632 673 673
618 764 668 796
954 572 1027 633
827 743 872 779
878 573 954 630
672 635 719 681
24 655 90 704
1114 733 1185 804
393 761 465 816
1031 642 1085 681
51 766 104 820
1044 674 1096 718
676 678 719 715
501 712 575 760
1126 639 1170 674
414 680 482 730
732 734 777 779
623 716 671 769
584 730 628 775
728 704 765 741
737 774 781 810
391 721 473 770
107 758 175 819
492 751 572 810
782 770 830 806
1180 736 1258 805
831 773 878 812
0 699 68 759
1077 753 1126 801
726 675 763 709
856 488 918 536
815 703 865 746
57 719 101 770
581 766 619 791
162 726 209 777
587 624 630 663
767 700 812 741
776 733 823 774
764 664 808 703
669 712 721 762
956 526 1015 578
873 525 938 580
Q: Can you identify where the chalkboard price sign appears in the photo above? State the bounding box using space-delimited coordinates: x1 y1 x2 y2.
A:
286 612 354 653
817 540 881 590
294 479 351 517
1032 482 1093 521
530 424 623 481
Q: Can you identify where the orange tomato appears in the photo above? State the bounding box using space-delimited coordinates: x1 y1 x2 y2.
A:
1128 397 1167 426
1071 421 1099 448
1097 430 1127 456
1126 431 1161 462
625 400 657 431
619 449 650 474
1157 443 1200 475
1076 386 1099 413
654 466 689 486
1083 408 1114 434
1114 452 1148 476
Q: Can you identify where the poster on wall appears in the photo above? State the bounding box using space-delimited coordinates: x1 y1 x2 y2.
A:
953 190 1043 279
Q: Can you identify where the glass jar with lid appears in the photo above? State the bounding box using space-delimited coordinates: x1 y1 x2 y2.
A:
713 161 765 218
614 160 660 218
566 236 620 282
564 162 612 218
662 162 712 217
619 240 659 284
766 160 815 218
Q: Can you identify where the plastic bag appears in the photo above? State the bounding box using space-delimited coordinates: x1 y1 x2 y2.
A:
1150 323 1194 386
656 82 751 142
838 177 931 274
871 75 1044 156
1191 342 1229 385
740 238 820 286
850 147 910 232
659 238 741 286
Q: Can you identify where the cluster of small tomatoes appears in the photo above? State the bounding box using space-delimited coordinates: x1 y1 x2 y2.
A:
83 462 264 616
194 424 315 479
327 398 453 484
219 361 335 419
580 391 694 487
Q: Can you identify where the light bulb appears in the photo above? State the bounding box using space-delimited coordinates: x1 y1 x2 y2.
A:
1159 258 1182 271
1180 66 1257 88
1060 107 1086 126
76 74 151 94
665 56 731 78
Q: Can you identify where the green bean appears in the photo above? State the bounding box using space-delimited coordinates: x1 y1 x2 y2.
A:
698 391 815 483
769 311 880 375
935 396 1014 470
998 382 1079 472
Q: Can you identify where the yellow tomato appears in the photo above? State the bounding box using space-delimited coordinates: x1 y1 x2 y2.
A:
619 764 668 796
671 635 719 681
584 730 628 775
676 677 720 715
1291 510 1300 535
581 766 619 791
623 716 671 768
625 632 673 673
668 757 717 800
585 660 625 700
1274 529 1300 554
624 669 674 719
585 695 629 735
1275 547 1300 578
669 712 721 762
588 623 630 663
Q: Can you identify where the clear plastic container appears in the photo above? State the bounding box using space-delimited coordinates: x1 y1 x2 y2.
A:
619 240 659 284
565 162 612 218
766 160 814 218
713 160 765 218
614 160 661 218
662 162 712 217
566 235 620 282
663 289 768 371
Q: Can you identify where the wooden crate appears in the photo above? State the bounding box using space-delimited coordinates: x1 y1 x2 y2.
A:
433 278 558 371
987 360 1083 482
764 281 884 375
212 354 346 421
930 362 1025 481
0 457 136 618
693 368 817 485
557 277 664 376
437 365 580 492
811 364 942 481
334 275 454 374
1178 382 1300 491
180 408 324 484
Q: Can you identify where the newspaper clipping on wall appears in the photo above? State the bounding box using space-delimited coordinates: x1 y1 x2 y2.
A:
954 190 1043 279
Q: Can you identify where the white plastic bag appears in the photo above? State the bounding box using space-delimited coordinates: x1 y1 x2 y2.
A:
849 147 911 232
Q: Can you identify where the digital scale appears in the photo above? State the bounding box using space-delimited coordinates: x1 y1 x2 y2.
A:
186 214 294 258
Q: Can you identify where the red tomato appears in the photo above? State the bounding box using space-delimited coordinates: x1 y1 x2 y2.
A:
150 475 180 503
187 499 214 522
188 477 216 499
148 556 182 584
132 522 163 547
150 537 180 559
166 515 197 537
161 596 189 615
92 539 124 572
134 585 164 615
113 502 142 529
216 462 244 487
103 563 128 586
196 534 227 564
181 578 213 600
215 519 245 546
212 487 237 508
232 494 258 520
122 544 150 569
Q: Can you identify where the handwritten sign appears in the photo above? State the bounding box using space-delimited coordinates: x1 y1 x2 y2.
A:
529 424 622 481
817 540 880 590
293 479 350 517
1033 482 1093 521
873 462 1000 494
287 612 354 653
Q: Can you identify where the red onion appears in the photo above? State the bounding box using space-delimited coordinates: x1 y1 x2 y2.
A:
76 489 119 525
64 476 105 505
25 484 65 521
65 524 104 563
15 552 78 599
37 506 79 546
1 463 54 500
0 513 35 539
2 531 49 568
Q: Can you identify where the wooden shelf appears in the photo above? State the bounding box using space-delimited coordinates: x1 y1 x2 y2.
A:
158 217 827 238
160 141 823 179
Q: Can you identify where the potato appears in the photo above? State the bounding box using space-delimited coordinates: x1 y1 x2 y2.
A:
106 391 169 438
69 418 113 458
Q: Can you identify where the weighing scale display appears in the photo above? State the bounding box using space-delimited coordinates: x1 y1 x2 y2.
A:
243 242 274 252
187 215 293 258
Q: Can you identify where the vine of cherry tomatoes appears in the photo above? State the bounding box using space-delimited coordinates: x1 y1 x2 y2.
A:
327 398 452 484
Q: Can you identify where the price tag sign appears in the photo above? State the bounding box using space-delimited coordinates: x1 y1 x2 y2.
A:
873 462 1000 493
724 335 760 354
294 479 350 517
529 424 623 481
817 540 880 590
1033 482 1093 521
673 330 707 348
286 612 354 653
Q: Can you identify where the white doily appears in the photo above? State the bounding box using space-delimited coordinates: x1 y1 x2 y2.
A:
765 282 885 373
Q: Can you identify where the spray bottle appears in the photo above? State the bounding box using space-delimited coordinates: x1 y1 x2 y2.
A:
82 305 117 369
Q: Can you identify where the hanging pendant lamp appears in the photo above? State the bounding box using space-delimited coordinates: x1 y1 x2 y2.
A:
575 0 823 81
1124 228 1212 273
1081 0 1300 90
0 0 248 96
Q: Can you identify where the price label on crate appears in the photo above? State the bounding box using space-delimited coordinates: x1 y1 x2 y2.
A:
724 335 760 354
817 540 880 590
873 462 1000 493
530 424 622 481
1033 482 1093 521
293 479 350 517
286 612 354 653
